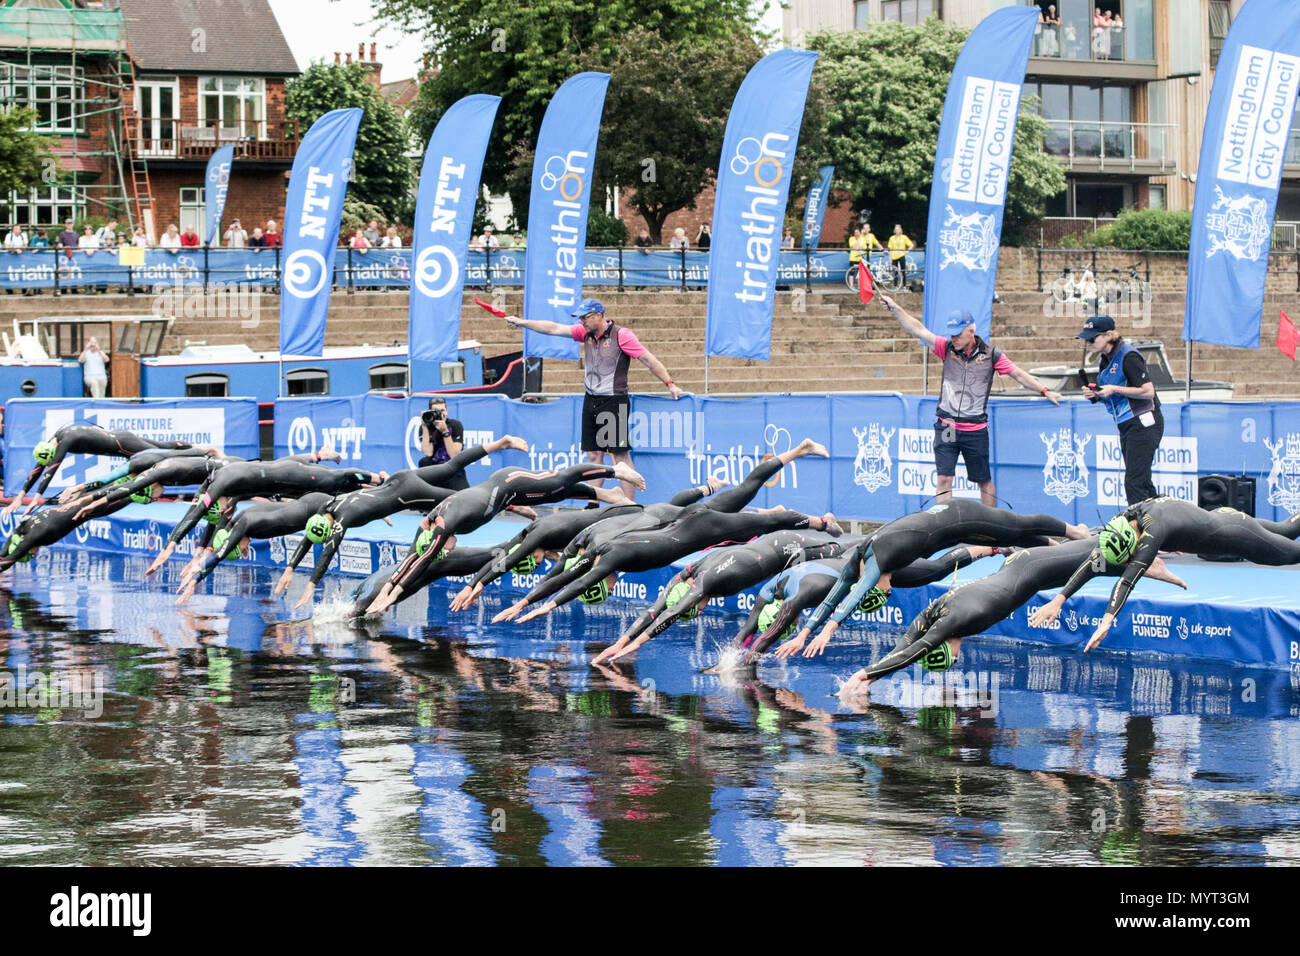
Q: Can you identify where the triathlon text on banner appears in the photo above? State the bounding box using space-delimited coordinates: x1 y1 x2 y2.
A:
706 49 819 362
1184 0 1300 349
409 94 500 369
522 73 610 360
802 165 834 249
921 5 1039 342
278 108 364 357
204 144 235 248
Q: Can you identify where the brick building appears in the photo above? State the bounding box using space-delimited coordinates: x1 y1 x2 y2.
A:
0 0 299 241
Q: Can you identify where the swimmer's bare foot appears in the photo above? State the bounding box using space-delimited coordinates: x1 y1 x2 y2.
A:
492 435 529 454
705 476 730 494
492 600 527 624
1064 522 1090 540
612 463 645 491
508 505 538 521
794 438 830 459
820 513 843 537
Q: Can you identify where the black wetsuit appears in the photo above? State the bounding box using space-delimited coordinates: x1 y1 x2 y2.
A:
193 493 336 580
861 539 1110 680
525 458 793 608
530 507 832 614
19 425 193 500
741 545 984 657
82 446 217 493
349 547 499 616
619 529 847 646
0 497 133 568
166 460 380 546
804 500 1071 635
286 446 491 587
1056 498 1300 619
387 462 619 589
84 455 231 514
466 483 717 595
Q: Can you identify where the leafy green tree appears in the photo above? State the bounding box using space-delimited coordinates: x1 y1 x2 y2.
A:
372 0 759 225
807 21 1065 244
1107 208 1192 250
0 108 55 205
285 62 413 223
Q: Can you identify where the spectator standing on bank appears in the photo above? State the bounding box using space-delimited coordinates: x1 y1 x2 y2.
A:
29 230 49 250
179 225 201 248
131 226 151 248
782 227 795 250
94 219 118 248
224 219 247 248
264 220 281 247
669 227 689 250
888 224 915 286
364 219 382 246
696 223 712 250
78 225 100 254
503 298 683 501
880 294 1062 506
159 224 182 252
381 225 403 248
80 337 109 399
634 227 653 253
248 227 266 250
4 224 26 252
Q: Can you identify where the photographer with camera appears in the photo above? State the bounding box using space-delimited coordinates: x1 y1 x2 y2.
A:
418 397 468 490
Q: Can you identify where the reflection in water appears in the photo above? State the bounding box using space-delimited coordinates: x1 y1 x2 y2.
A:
0 551 1297 866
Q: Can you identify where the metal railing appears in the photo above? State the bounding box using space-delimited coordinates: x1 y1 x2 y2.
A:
1041 119 1176 172
135 119 300 161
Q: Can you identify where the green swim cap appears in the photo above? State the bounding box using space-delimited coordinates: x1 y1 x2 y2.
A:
664 581 699 620
564 556 581 571
511 553 538 574
305 513 332 544
213 528 247 558
33 441 56 466
5 533 31 563
920 642 955 673
415 526 436 556
203 502 223 525
579 577 609 605
857 585 889 615
757 600 794 641
1099 514 1138 565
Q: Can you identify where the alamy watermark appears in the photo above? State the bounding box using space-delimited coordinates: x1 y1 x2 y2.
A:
151 282 261 329
0 665 104 719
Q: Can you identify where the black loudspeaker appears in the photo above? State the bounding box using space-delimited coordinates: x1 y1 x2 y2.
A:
1196 474 1256 562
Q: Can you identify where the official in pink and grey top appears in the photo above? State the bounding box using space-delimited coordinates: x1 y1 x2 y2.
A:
503 298 684 500
880 294 1063 506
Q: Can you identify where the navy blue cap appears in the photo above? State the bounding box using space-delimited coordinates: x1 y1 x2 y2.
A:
571 298 605 318
946 309 975 332
1077 315 1116 340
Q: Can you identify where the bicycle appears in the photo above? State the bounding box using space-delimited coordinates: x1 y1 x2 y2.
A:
1099 262 1151 305
845 252 903 294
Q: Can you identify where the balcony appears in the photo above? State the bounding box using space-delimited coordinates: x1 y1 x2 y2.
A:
1042 120 1176 175
134 119 300 163
1026 1 1157 81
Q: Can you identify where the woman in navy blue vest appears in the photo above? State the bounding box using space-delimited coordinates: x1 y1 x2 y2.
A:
1077 315 1163 504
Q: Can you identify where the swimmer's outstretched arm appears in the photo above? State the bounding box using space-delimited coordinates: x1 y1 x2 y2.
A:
592 574 685 664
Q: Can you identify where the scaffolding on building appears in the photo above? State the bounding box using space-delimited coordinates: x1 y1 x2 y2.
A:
0 0 154 237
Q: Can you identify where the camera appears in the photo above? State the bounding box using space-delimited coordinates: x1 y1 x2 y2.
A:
421 408 444 428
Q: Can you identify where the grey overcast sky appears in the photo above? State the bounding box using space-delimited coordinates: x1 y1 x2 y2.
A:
267 0 783 84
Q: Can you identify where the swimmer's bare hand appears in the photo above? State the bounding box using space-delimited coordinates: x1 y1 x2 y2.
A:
838 669 873 702
804 623 837 657
1028 596 1064 628
1084 613 1115 652
775 628 810 660
292 582 316 612
492 600 527 624
272 567 293 597
175 579 198 605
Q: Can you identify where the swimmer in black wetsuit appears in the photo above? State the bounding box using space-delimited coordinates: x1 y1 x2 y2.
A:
174 493 338 604
838 537 1189 700
145 456 386 575
68 454 231 520
492 438 830 623
0 497 134 569
736 544 998 663
780 499 1090 659
448 477 730 612
274 437 528 609
591 528 849 664
1029 497 1300 651
511 505 844 624
348 547 500 617
366 460 646 614
60 445 220 504
6 424 196 515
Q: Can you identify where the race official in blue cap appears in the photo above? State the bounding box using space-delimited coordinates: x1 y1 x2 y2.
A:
879 294 1063 506
504 297 683 501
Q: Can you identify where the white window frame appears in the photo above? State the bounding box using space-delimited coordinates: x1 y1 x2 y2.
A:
5 185 86 229
135 75 180 157
197 76 266 138
2 63 82 132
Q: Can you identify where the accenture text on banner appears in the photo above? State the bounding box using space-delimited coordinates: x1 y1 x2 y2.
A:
705 49 818 362
921 5 1039 342
409 95 499 367
522 73 610 361
279 108 363 358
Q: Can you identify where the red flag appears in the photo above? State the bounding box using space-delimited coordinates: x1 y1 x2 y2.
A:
473 296 507 318
858 259 874 304
1280 311 1299 361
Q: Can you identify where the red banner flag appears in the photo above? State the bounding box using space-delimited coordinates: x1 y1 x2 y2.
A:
858 259 874 305
1280 311 1299 361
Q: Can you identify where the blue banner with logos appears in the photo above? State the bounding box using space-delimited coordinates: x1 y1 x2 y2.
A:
2 398 260 495
279 107 364 357
802 164 834 249
523 73 610 360
410 94 500 366
0 247 883 290
922 5 1039 342
204 143 235 247
706 49 819 361
1184 0 1300 349
271 392 1300 526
